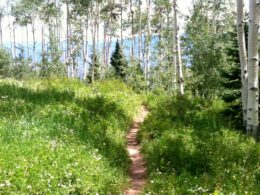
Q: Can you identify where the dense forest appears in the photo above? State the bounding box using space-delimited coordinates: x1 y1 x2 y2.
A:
0 0 260 194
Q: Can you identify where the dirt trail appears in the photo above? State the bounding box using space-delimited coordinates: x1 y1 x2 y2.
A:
125 106 149 195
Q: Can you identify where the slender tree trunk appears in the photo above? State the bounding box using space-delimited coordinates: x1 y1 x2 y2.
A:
26 24 30 59
84 16 89 81
139 0 142 62
66 1 71 77
174 0 184 95
146 0 151 86
9 19 14 59
42 24 45 63
130 0 134 58
158 27 162 82
83 21 86 80
0 15 3 46
172 6 177 91
97 2 100 55
32 19 36 64
91 13 96 82
108 34 112 63
247 0 259 138
120 0 123 45
103 22 107 65
236 0 248 127
13 22 16 59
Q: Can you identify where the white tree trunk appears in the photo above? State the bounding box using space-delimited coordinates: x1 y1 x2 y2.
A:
66 1 71 77
9 18 14 59
32 18 36 65
13 22 16 59
139 0 142 62
103 22 107 65
146 0 151 86
120 0 123 46
0 15 3 46
247 0 259 138
174 0 184 95
26 24 30 59
236 0 248 126
172 5 177 91
130 0 134 58
96 2 100 55
83 18 88 81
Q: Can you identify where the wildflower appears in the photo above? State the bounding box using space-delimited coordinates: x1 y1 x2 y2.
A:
27 185 32 189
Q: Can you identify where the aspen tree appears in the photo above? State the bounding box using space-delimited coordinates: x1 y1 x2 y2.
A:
173 0 184 95
247 0 259 138
236 0 248 126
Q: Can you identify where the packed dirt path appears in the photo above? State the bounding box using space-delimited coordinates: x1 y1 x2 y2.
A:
125 106 149 195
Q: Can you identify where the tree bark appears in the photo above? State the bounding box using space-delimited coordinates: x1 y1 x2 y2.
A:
66 1 71 77
42 24 45 63
97 2 100 55
174 0 184 95
0 15 2 46
130 0 134 58
236 0 248 127
32 18 36 64
120 0 123 45
84 16 89 81
13 22 16 59
139 0 142 62
26 24 30 59
247 0 259 138
172 5 177 91
91 9 96 82
146 0 151 86
103 21 107 65
9 18 14 59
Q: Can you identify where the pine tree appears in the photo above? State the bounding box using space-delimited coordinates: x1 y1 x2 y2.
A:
110 40 128 79
221 30 242 130
221 24 249 131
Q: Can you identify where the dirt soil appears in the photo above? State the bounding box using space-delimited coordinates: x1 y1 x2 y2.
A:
125 106 149 195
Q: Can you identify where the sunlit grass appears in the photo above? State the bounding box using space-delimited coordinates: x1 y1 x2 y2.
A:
0 78 142 193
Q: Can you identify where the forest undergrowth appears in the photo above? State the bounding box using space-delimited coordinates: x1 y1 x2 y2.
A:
139 94 260 194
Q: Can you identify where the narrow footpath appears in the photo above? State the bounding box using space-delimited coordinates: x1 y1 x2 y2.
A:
125 106 149 195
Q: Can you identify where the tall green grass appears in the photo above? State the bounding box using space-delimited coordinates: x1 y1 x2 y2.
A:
0 78 142 194
139 95 260 194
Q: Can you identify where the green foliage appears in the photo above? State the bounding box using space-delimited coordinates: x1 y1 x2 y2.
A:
184 1 235 99
220 29 242 130
0 47 12 77
220 24 248 130
139 95 260 194
88 54 101 83
125 58 146 92
110 40 128 80
0 78 142 193
38 52 66 78
10 48 35 79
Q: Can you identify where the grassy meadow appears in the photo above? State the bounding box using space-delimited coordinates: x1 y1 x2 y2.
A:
0 78 260 194
0 78 142 194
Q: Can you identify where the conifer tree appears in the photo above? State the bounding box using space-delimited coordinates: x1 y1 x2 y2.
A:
221 29 243 130
110 40 128 79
